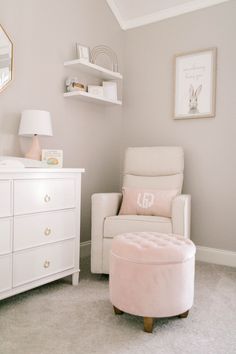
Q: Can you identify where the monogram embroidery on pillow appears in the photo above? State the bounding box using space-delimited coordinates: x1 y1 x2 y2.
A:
137 192 154 209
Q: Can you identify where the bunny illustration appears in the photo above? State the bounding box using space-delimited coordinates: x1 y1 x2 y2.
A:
188 84 202 114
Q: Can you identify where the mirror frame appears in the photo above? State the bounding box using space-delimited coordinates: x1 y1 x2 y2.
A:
0 24 13 93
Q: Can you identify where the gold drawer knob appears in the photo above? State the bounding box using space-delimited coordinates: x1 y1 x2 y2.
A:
44 228 51 236
44 194 51 203
43 260 50 269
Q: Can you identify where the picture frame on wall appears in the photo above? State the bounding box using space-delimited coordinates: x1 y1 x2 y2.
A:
174 48 217 119
76 43 90 62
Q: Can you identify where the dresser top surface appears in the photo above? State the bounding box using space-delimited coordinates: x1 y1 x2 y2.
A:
0 168 85 174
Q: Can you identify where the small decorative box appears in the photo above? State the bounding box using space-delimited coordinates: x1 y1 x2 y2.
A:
103 81 117 100
88 85 104 97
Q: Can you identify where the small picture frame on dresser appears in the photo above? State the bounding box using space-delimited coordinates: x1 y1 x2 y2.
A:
41 149 63 168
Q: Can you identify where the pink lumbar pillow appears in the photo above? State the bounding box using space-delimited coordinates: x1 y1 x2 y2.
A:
119 188 179 218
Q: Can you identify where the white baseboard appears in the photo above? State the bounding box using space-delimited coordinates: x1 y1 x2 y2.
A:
80 241 91 258
196 246 236 267
80 240 236 267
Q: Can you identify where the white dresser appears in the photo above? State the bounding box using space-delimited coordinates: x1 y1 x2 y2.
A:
0 168 84 301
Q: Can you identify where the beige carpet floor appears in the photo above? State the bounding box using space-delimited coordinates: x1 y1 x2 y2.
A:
0 258 235 354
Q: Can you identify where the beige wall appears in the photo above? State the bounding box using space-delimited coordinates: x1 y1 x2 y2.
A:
123 1 236 251
0 0 124 242
1 0 235 252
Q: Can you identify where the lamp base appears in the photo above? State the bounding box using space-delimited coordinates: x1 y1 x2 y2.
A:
25 135 41 161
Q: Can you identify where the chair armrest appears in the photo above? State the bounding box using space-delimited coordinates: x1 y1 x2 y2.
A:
172 194 191 238
91 193 122 273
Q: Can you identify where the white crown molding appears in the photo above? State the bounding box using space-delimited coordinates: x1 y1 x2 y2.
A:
106 0 126 30
107 0 232 30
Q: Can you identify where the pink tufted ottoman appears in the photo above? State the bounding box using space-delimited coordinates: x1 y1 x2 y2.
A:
109 232 196 333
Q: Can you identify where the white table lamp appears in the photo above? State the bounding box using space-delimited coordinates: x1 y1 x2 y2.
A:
19 110 53 160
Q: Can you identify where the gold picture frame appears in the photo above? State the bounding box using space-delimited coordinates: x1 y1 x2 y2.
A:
0 23 13 93
174 48 217 120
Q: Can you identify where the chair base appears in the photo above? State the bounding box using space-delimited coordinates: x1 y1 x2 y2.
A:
113 306 190 333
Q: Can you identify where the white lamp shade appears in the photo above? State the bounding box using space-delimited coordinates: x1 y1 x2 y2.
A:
19 110 53 137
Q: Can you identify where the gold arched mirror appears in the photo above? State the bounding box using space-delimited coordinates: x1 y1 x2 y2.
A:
0 24 13 93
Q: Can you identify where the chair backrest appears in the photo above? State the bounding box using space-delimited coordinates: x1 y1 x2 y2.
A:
122 146 184 192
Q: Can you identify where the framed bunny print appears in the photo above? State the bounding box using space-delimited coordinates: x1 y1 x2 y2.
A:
174 48 217 119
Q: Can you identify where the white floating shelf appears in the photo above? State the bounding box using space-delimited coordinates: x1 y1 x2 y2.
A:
64 59 123 80
64 91 122 105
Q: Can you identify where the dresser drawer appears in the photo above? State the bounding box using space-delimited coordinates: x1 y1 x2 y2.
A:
0 255 12 292
14 209 76 251
13 239 75 287
0 218 12 255
0 180 11 217
14 179 75 215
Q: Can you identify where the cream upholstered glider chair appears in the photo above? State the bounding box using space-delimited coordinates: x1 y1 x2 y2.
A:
91 146 191 274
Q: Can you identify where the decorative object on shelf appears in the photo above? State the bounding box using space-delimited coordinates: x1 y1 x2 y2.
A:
18 110 53 161
0 24 13 93
66 77 87 92
76 43 90 62
41 149 63 168
91 45 118 72
103 81 117 100
88 85 104 97
174 48 217 119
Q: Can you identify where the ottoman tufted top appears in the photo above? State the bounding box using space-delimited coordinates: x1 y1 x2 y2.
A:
111 232 196 264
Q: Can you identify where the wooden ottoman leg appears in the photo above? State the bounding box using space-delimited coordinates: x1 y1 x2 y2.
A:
143 317 154 333
178 310 189 318
113 306 124 315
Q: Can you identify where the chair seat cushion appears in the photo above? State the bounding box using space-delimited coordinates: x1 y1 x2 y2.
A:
104 215 172 238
